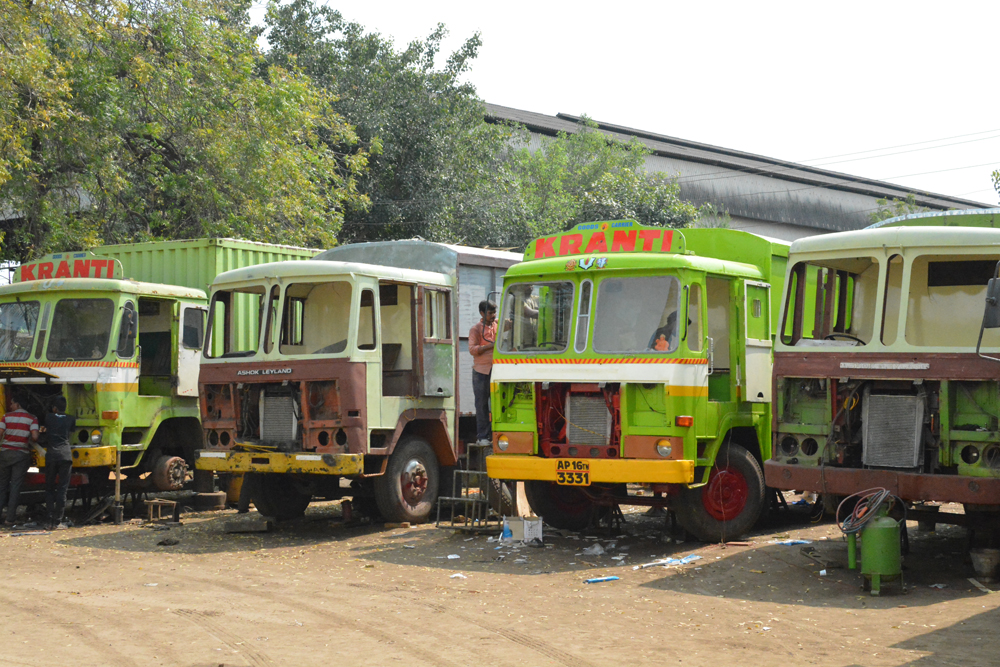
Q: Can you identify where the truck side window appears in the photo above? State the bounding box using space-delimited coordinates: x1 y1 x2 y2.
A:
687 283 702 352
881 254 903 345
574 280 592 353
424 289 451 340
117 301 137 357
262 286 280 353
358 289 377 350
182 307 205 349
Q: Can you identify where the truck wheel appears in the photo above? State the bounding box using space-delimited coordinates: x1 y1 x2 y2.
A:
523 480 595 531
252 474 312 520
151 455 188 491
674 443 765 543
374 436 439 523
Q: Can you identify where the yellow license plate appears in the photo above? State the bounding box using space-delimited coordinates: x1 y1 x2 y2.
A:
555 459 590 486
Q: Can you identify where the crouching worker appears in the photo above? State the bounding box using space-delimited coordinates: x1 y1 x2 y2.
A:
42 396 76 530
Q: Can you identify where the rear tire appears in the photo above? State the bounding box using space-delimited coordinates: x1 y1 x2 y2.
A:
374 436 439 523
524 480 595 531
674 443 765 543
252 474 312 520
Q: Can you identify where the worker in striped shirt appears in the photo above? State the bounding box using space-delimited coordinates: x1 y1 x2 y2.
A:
0 393 40 527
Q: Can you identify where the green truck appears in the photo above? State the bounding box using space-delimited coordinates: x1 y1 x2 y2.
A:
767 208 1000 537
0 239 316 499
486 220 789 541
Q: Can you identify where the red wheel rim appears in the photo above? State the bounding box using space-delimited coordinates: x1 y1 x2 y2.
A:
701 465 749 521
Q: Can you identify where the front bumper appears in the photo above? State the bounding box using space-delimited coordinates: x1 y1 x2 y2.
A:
195 450 364 475
486 455 694 484
70 446 118 467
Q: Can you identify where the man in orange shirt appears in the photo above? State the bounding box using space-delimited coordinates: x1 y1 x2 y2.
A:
469 300 497 446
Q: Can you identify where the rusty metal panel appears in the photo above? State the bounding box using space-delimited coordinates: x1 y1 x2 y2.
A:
775 351 1000 381
764 460 1000 504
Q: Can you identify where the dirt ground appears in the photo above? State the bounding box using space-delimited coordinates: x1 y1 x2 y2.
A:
0 495 997 667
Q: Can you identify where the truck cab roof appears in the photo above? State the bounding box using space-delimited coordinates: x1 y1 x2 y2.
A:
0 277 206 300
211 259 454 288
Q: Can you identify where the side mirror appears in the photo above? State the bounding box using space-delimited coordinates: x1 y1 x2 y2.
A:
976 264 1000 361
116 304 137 357
983 278 1000 329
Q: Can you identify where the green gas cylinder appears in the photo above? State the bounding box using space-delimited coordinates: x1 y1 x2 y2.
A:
860 516 903 596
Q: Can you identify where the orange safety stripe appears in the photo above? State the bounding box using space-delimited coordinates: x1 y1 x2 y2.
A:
0 361 139 369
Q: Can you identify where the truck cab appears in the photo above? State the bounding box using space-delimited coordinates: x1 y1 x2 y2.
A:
194 241 520 522
0 254 207 492
486 221 788 540
768 213 1000 521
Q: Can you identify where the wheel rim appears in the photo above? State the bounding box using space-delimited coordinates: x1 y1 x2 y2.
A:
701 465 749 521
167 460 186 489
400 459 429 505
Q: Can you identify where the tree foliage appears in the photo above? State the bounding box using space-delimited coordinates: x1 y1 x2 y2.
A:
868 193 927 225
262 2 703 249
0 0 367 261
264 0 515 244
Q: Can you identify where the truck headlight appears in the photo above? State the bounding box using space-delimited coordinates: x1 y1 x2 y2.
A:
497 435 509 451
90 429 103 445
655 439 672 457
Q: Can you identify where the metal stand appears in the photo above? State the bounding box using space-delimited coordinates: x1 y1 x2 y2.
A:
113 448 123 525
435 442 503 532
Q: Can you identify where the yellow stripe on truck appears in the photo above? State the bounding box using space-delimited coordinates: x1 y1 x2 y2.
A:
195 450 363 475
486 454 695 484
665 385 708 397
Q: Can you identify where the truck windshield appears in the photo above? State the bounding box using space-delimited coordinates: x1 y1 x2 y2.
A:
593 276 681 353
0 301 39 361
47 298 114 360
205 287 266 358
279 281 353 355
499 282 573 353
780 257 878 347
906 255 1000 348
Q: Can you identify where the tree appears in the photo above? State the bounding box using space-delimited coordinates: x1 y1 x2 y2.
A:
263 0 516 244
0 0 368 262
868 194 927 225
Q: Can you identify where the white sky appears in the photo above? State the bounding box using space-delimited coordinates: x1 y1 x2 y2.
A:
254 1 1000 205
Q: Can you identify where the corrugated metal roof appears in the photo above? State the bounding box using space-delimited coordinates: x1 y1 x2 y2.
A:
485 103 991 227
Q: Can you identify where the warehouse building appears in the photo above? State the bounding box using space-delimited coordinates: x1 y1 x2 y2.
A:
486 103 990 241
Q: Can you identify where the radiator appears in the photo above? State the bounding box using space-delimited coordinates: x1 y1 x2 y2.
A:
862 393 923 468
566 394 610 446
260 392 298 442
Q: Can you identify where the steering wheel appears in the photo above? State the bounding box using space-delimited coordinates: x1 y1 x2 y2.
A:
824 332 866 344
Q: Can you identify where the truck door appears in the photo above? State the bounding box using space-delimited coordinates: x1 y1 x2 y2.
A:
174 303 207 397
417 286 454 397
706 277 733 403
743 281 772 403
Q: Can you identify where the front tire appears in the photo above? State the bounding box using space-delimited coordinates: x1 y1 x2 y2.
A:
252 474 312 520
374 436 439 523
523 480 596 531
674 443 765 542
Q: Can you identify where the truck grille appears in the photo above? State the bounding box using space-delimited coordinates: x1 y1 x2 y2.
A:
566 394 610 446
862 393 923 468
260 392 298 442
